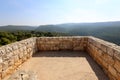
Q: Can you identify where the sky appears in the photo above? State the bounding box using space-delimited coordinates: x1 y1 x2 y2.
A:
0 0 120 26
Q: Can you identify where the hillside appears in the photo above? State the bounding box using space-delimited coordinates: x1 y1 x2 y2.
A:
35 25 66 32
35 21 120 32
0 25 36 31
0 21 120 45
0 31 65 46
35 21 120 45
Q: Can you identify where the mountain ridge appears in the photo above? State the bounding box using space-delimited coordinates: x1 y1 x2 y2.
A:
0 21 120 45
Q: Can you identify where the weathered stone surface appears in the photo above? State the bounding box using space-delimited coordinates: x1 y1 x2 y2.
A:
116 73 120 80
103 53 114 65
0 57 2 80
114 59 120 73
37 37 86 51
8 70 38 80
0 37 36 79
101 44 107 53
107 47 114 56
87 36 120 80
2 61 8 71
0 36 120 80
114 49 120 61
101 59 109 69
108 66 117 78
0 74 1 80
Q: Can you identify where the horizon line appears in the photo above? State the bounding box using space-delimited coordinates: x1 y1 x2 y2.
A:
0 20 120 27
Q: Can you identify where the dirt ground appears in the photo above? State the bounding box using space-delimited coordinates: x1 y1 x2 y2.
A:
18 51 109 80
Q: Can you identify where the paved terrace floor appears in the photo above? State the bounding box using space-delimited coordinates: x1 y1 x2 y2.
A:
19 51 108 80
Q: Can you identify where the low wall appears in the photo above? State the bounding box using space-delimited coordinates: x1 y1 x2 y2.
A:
0 36 120 80
0 37 37 80
37 37 87 51
87 36 120 80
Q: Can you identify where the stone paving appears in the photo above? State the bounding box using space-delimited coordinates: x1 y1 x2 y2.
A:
18 51 109 80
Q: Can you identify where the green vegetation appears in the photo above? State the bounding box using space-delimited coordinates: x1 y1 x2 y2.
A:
0 21 120 45
0 31 65 46
34 22 120 45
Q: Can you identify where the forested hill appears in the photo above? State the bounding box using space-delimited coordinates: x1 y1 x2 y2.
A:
0 21 120 45
0 25 36 31
35 21 120 33
0 31 66 46
35 25 65 32
35 21 120 45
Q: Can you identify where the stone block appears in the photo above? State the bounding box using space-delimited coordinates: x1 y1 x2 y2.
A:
0 49 6 56
6 66 14 75
101 44 107 53
73 46 84 51
116 73 120 80
114 59 120 73
59 42 73 50
8 57 14 67
0 73 1 80
114 49 120 61
14 60 22 68
2 61 8 71
23 55 28 62
12 44 18 50
108 73 117 80
95 56 103 66
97 49 103 57
101 59 109 69
6 46 13 53
14 55 19 63
13 50 19 55
107 47 114 57
0 63 2 73
108 66 117 78
2 70 7 79
18 52 24 59
103 53 114 66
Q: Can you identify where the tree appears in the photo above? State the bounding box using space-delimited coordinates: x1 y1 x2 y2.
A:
1 38 11 45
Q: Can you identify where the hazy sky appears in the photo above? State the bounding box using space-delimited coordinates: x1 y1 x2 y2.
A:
0 0 120 26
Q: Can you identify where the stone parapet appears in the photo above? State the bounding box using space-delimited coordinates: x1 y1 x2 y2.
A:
37 36 88 51
87 36 120 80
0 36 120 80
0 37 37 80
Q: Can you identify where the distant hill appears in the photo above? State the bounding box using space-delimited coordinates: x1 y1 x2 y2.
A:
35 21 120 45
0 25 36 31
35 21 120 33
35 25 66 32
0 21 120 45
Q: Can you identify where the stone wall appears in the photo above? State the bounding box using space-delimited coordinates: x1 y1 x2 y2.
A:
0 37 37 80
0 36 120 80
87 36 120 80
36 36 120 80
37 37 87 51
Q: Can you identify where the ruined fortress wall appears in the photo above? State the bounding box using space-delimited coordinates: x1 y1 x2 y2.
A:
36 37 87 51
0 37 37 80
87 36 120 80
0 36 120 80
